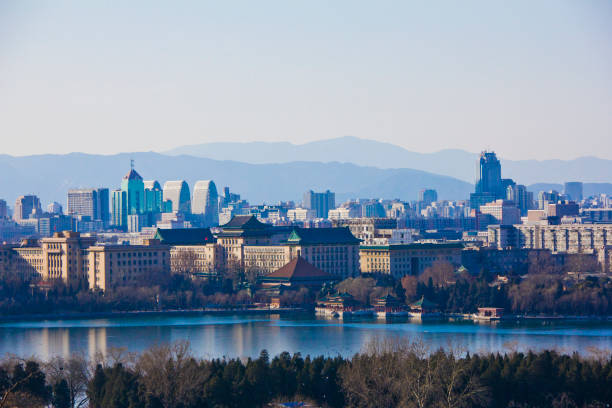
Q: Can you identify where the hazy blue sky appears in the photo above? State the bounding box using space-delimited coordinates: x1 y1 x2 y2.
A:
1 1 611 160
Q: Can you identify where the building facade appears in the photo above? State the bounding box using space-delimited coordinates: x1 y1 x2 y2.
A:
359 243 464 278
192 180 219 227
303 190 335 219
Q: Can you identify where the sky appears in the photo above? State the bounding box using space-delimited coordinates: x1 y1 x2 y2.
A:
1 0 611 160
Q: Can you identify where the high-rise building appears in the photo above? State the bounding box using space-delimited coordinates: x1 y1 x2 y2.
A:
564 182 584 202
538 190 560 210
192 180 219 226
13 195 42 221
506 184 533 216
144 180 163 213
0 199 8 219
121 168 145 216
419 189 438 206
470 151 515 209
47 202 63 214
67 188 109 222
163 180 191 214
303 190 335 219
111 189 127 227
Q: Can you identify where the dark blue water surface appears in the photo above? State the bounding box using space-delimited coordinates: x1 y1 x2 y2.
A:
0 313 611 360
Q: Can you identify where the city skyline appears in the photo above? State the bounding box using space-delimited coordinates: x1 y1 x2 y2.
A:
1 1 611 160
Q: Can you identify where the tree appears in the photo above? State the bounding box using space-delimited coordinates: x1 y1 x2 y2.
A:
45 354 90 408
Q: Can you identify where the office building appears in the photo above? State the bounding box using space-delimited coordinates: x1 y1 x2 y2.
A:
192 180 219 227
154 228 221 278
47 202 63 215
479 200 521 226
0 200 8 219
470 151 515 209
121 167 145 216
144 180 163 213
287 208 315 222
67 188 109 223
359 243 464 278
419 189 438 206
111 190 127 228
13 195 42 221
538 190 561 210
13 231 96 283
332 217 396 244
37 214 73 237
564 182 584 202
163 180 191 214
303 190 335 219
506 184 533 216
86 239 169 291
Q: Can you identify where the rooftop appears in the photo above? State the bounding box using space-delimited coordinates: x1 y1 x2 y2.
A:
261 257 338 282
221 215 269 230
287 227 360 245
154 228 214 245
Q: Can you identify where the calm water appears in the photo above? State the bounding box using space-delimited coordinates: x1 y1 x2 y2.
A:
1 313 611 360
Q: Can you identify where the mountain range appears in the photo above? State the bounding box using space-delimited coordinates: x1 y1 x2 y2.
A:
2 136 611 208
0 152 472 206
166 136 612 186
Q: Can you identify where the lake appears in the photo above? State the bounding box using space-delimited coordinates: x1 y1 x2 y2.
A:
1 313 611 360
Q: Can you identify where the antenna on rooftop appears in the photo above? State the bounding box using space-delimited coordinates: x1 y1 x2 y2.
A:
130 159 134 170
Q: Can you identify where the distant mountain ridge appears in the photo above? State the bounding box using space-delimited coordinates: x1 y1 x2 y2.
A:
0 152 473 206
165 136 612 186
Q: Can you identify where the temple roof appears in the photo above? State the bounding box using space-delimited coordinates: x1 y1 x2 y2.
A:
411 296 438 309
221 215 268 230
154 228 214 245
261 257 337 282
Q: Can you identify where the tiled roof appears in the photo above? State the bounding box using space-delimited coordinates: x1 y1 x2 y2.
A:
263 257 337 281
411 296 438 309
221 215 268 230
154 228 214 245
287 227 360 245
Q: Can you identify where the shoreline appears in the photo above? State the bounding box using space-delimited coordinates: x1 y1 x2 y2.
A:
0 307 311 323
0 308 611 324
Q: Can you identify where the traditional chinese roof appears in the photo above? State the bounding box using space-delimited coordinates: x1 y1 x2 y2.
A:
411 296 438 309
287 227 360 245
221 215 268 230
261 257 338 283
154 228 214 245
375 294 400 305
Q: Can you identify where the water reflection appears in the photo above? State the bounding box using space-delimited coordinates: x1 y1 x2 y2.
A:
0 315 611 360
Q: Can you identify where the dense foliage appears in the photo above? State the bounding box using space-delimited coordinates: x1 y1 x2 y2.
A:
2 341 611 408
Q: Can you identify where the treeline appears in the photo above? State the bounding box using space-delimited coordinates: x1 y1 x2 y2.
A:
0 272 255 317
1 259 611 317
337 262 612 315
2 340 611 408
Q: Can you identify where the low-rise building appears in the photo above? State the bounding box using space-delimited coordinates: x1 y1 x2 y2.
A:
86 239 169 291
155 228 221 277
359 242 464 278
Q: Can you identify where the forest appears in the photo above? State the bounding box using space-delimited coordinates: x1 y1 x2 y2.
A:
2 340 611 408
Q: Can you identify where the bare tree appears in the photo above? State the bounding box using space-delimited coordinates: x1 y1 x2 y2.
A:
171 249 199 276
135 340 210 408
45 353 90 408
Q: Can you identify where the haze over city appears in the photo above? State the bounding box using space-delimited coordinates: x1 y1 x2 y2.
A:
1 0 611 159
2 2 612 407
